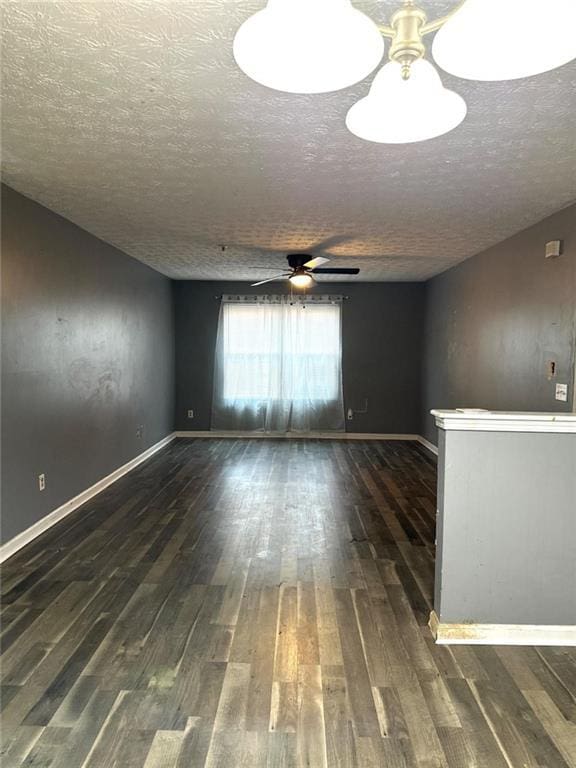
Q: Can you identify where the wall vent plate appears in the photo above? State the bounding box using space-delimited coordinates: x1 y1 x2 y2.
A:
545 240 563 259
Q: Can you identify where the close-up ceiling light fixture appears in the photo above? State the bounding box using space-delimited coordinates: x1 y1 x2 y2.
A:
288 268 314 289
233 0 576 144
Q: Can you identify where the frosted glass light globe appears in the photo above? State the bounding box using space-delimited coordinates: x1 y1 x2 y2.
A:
289 273 313 288
233 0 385 94
432 0 576 81
346 60 467 144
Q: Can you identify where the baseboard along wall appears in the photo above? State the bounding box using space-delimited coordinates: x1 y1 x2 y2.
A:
429 610 576 647
0 433 175 564
175 430 438 451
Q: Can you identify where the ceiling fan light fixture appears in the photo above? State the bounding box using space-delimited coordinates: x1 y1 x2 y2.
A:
432 0 576 81
345 59 467 144
289 270 314 288
233 0 385 94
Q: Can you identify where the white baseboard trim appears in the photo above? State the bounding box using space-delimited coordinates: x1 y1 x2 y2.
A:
175 430 439 456
174 430 426 442
0 433 176 565
416 436 438 455
429 610 576 646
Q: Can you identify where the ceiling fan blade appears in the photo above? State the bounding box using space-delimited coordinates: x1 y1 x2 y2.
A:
251 274 288 286
311 268 360 275
303 256 330 269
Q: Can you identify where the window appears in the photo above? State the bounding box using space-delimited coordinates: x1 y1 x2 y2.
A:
212 296 344 432
222 302 340 401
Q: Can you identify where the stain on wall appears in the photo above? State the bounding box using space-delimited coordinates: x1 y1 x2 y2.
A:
1 186 175 544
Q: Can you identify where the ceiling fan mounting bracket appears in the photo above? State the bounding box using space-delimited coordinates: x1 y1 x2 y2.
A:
287 253 312 269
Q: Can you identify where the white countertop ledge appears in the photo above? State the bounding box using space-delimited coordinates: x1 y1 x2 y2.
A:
431 410 576 433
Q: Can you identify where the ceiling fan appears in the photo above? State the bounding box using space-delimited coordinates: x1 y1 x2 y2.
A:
251 254 360 288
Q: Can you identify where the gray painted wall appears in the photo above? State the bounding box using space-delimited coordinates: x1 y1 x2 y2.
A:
422 204 576 444
435 429 576 626
174 281 425 434
1 186 175 544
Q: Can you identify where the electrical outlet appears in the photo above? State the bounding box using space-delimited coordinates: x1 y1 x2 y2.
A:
555 383 568 402
187 409 194 419
546 360 557 379
136 425 144 439
38 473 46 491
347 408 354 420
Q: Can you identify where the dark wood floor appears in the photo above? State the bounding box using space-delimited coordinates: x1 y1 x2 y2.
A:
1 438 575 767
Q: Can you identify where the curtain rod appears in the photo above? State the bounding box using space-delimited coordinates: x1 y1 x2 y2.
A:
213 295 350 299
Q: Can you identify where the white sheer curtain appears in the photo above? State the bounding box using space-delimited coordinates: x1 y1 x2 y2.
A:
212 295 345 432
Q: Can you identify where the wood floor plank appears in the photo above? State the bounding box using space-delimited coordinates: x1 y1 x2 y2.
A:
296 664 327 768
371 686 410 739
442 678 509 768
246 587 280 731
273 586 299 683
142 721 196 768
211 662 251 733
396 683 449 768
523 689 576 768
333 588 381 737
322 673 357 767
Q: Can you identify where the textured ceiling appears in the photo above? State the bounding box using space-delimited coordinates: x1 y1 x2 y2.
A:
2 0 576 282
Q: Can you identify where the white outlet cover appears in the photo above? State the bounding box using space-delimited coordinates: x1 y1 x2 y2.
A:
555 383 568 402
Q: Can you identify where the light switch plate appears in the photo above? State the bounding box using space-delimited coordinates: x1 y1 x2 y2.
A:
555 383 568 402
